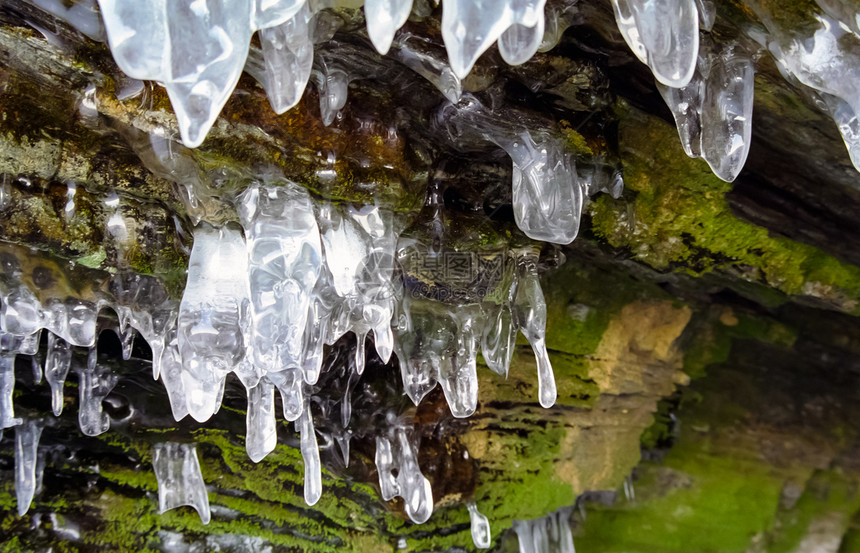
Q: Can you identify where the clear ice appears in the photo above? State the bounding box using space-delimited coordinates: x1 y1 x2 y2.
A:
77 363 118 437
152 442 211 524
513 506 576 553
467 500 492 549
365 0 413 55
375 423 433 523
15 420 43 516
611 0 699 87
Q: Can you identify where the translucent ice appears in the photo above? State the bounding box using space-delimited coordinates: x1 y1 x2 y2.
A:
481 300 517 378
152 442 211 524
392 32 463 103
238 182 321 378
15 420 43 516
312 58 350 126
375 424 433 523
513 506 576 553
246 378 277 463
467 500 492 549
178 223 250 423
44 332 73 416
77 364 118 436
438 304 481 418
365 0 413 55
97 0 254 147
610 0 699 87
499 17 545 67
441 0 546 79
298 400 322 506
258 2 315 114
0 354 21 430
437 97 586 244
657 76 704 158
514 257 556 408
700 46 755 182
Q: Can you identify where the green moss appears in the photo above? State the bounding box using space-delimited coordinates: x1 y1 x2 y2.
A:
590 105 860 314
75 248 107 269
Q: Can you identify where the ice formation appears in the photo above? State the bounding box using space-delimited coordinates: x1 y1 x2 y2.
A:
657 41 756 182
152 442 211 524
15 419 43 516
513 506 576 553
375 422 433 524
467 500 492 549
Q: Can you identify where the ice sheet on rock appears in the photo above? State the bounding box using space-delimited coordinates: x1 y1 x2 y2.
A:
44 332 73 416
815 0 860 38
246 378 277 463
700 45 755 182
392 33 463 103
514 257 556 409
77 364 118 436
513 506 575 553
375 424 433 523
15 420 43 516
437 97 586 244
178 223 250 423
152 442 211 524
238 182 321 380
298 399 321 506
611 0 699 87
27 0 106 41
467 501 492 549
258 2 315 113
97 0 255 147
365 0 413 55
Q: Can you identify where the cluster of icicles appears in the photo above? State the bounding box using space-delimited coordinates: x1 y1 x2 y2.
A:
0 178 557 544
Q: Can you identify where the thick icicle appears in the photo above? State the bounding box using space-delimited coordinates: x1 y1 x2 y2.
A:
97 0 255 147
77 364 118 436
365 0 413 55
298 400 322 506
374 424 433 523
238 182 321 381
44 332 72 416
178 223 250 423
15 419 43 516
481 300 517 377
610 0 699 87
700 45 755 182
514 258 556 408
152 442 211 524
438 304 481 418
259 2 315 113
467 501 492 549
499 17 545 67
245 378 277 463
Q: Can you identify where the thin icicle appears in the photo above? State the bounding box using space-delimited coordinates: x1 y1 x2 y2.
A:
299 399 322 506
15 419 43 516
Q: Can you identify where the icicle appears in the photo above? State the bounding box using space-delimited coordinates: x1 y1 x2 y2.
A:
238 182 321 380
481 300 517 378
513 506 576 553
821 93 860 170
0 354 21 430
365 0 413 55
335 431 351 467
699 46 755 182
499 17 545 67
298 399 322 506
270 367 305 421
259 2 315 114
657 74 704 159
77 364 118 436
695 0 716 31
178 223 250 423
439 304 481 418
152 442 211 524
44 332 72 416
610 0 699 87
467 500 492 549
312 59 349 126
15 419 43 516
513 258 556 409
441 0 546 79
245 378 277 463
374 424 433 523
118 326 136 361
158 332 190 422
393 296 444 405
